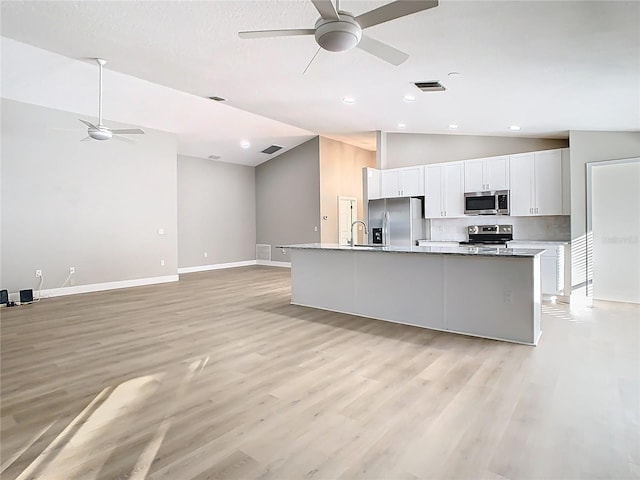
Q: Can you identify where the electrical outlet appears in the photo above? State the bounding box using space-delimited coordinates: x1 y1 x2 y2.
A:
35 269 42 278
504 291 512 304
69 267 75 274
204 252 208 258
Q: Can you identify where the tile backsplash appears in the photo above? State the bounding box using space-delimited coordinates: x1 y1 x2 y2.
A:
427 216 571 241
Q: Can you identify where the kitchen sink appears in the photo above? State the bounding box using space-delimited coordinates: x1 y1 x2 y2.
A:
353 244 386 248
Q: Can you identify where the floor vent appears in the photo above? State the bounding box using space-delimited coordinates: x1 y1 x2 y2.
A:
414 81 446 92
261 145 283 155
256 244 271 261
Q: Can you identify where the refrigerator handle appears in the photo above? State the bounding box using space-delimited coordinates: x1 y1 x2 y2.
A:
383 211 389 245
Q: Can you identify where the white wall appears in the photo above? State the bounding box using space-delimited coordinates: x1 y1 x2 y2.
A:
568 131 640 299
382 132 568 168
591 159 640 303
177 155 256 269
1 99 178 293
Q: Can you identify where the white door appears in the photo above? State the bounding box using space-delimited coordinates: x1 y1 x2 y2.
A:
338 196 358 245
591 159 640 303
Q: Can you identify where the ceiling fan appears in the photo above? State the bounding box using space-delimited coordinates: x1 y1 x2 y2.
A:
239 0 438 67
79 58 144 141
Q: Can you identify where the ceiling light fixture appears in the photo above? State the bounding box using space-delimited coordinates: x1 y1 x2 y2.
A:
403 94 416 102
342 96 355 104
397 123 406 129
240 140 251 149
448 124 458 130
509 125 521 131
448 72 463 77
315 15 362 52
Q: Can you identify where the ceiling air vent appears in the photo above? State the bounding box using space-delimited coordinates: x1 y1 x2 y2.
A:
207 96 226 102
261 145 284 155
414 81 446 92
208 154 221 160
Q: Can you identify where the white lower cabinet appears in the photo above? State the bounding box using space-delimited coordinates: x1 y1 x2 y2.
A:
508 242 565 295
424 162 464 218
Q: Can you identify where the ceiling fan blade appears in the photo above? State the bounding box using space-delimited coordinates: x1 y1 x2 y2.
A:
112 135 135 144
80 136 92 142
356 0 438 29
79 119 97 129
311 0 339 20
111 128 145 135
357 34 409 66
239 29 315 39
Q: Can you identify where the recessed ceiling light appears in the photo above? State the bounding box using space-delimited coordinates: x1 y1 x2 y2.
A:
240 140 251 149
403 94 416 102
448 124 458 130
397 123 406 129
342 96 355 104
509 125 521 131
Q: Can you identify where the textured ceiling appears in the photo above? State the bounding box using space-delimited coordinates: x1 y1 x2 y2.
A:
1 0 639 164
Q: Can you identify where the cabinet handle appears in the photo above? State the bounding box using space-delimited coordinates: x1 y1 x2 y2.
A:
535 207 539 214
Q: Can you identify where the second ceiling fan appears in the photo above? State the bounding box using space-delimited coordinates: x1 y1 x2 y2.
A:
239 0 438 67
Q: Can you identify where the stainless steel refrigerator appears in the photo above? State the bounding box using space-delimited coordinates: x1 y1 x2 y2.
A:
368 197 424 246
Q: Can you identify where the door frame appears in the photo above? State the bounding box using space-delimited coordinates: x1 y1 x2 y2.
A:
338 196 358 245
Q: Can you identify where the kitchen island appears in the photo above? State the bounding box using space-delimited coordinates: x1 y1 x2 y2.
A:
279 243 544 345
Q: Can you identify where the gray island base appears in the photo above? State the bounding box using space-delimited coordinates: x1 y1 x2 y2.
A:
280 244 544 346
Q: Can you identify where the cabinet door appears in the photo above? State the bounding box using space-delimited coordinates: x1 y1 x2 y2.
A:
541 256 560 295
561 148 571 215
509 153 535 216
484 155 510 190
399 166 424 196
381 170 400 198
443 162 465 217
424 165 443 218
366 168 381 200
534 150 563 216
464 159 485 192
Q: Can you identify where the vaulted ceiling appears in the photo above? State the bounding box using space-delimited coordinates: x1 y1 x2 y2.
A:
2 1 638 165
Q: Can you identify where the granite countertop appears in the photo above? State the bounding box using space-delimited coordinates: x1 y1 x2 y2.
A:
507 240 570 245
278 243 545 258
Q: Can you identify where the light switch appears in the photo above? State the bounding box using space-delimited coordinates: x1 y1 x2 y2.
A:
158 228 165 235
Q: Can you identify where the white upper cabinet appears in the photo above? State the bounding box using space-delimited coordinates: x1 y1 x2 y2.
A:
424 162 464 218
366 167 381 200
510 150 563 216
464 156 510 192
381 166 424 198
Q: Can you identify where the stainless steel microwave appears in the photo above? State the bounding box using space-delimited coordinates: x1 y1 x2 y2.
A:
464 190 510 215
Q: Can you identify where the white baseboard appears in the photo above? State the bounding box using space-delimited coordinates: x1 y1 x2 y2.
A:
178 260 257 274
256 260 291 268
38 275 179 298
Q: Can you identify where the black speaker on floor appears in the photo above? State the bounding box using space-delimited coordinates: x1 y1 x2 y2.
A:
20 289 33 303
0 289 8 305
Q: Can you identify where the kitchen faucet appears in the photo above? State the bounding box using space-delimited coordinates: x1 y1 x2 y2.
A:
350 220 369 246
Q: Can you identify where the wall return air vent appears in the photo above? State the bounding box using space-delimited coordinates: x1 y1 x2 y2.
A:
261 145 284 155
414 81 446 92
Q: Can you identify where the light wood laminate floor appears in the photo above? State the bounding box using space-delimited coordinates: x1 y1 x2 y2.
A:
1 266 638 480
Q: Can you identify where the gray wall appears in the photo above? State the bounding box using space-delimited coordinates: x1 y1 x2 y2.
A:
1 98 178 292
384 132 569 168
255 137 321 263
177 155 255 268
568 130 640 297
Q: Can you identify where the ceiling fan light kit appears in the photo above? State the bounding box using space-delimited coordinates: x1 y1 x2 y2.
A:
314 14 361 52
